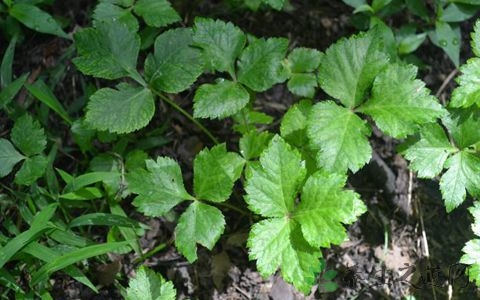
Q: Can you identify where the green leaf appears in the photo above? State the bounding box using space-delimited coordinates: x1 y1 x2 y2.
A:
193 80 249 119
402 123 456 178
397 32 427 55
247 218 321 294
9 3 69 39
126 266 176 300
358 63 445 138
443 108 480 149
239 130 273 160
73 20 140 80
69 213 140 228
11 114 46 156
127 157 194 217
440 151 480 212
294 172 366 248
263 0 285 10
471 19 480 57
280 99 312 146
319 29 389 108
323 281 339 292
461 202 480 283
450 58 480 108
307 101 372 174
133 0 180 28
430 22 460 67
0 36 16 88
14 155 47 185
192 18 246 75
237 38 289 92
193 144 245 202
441 3 478 22
322 269 338 281
144 28 203 93
25 80 72 125
0 73 28 108
287 74 318 98
287 47 322 73
244 135 306 217
85 83 155 133
93 2 138 32
0 139 25 177
175 202 225 262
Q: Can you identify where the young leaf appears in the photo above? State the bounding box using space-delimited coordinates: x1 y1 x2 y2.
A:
450 58 480 108
287 74 318 98
307 101 372 174
193 144 245 202
93 2 139 32
319 29 389 108
193 80 250 119
85 83 155 133
73 20 140 80
133 0 180 28
14 155 48 185
239 130 273 160
280 99 312 146
175 202 225 262
127 157 194 217
11 114 46 157
126 266 176 300
192 18 246 75
0 139 25 177
358 63 446 138
145 28 203 93
287 48 322 73
402 123 456 178
237 38 289 92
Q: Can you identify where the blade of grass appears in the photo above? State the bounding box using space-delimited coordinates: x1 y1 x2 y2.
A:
69 213 141 229
0 268 24 294
64 171 120 192
0 73 28 108
109 202 143 255
0 36 16 88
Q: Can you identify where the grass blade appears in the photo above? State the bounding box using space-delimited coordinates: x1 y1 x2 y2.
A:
69 213 141 229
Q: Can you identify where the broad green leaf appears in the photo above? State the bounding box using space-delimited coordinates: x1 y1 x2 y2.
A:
193 144 245 202
93 2 138 32
430 22 460 67
0 73 28 108
287 48 322 73
443 108 480 149
280 99 312 146
287 74 318 98
237 38 289 92
247 218 321 293
193 80 249 119
358 63 445 138
239 130 273 160
175 202 225 262
471 19 480 57
85 83 155 133
244 135 306 217
440 151 480 212
294 172 366 248
126 266 176 300
9 3 69 39
11 114 46 156
133 0 180 28
127 157 194 216
25 80 72 124
14 155 47 185
192 18 246 75
307 101 372 174
0 139 25 177
402 123 456 178
73 20 140 80
319 29 389 108
450 58 480 108
144 28 203 93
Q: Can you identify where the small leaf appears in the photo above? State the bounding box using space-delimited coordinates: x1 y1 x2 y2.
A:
239 130 273 160
431 22 460 67
237 38 289 92
85 83 155 134
11 114 46 156
450 58 480 108
93 2 138 32
322 269 338 281
127 157 194 217
287 48 322 73
126 266 176 300
323 281 339 292
193 144 245 202
133 0 180 28
14 155 48 185
287 73 318 98
0 139 25 177
280 99 312 146
175 202 225 262
193 80 249 119
443 108 480 149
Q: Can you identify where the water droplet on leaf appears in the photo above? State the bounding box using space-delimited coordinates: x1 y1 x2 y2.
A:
439 39 448 47
452 38 459 45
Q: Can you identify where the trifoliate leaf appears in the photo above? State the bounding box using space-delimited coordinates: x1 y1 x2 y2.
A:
440 151 480 212
85 84 155 133
280 99 312 146
307 101 372 174
127 157 194 217
144 28 203 93
248 219 321 293
193 144 245 202
358 63 445 138
193 80 250 119
287 73 317 98
133 0 180 28
402 123 456 178
73 20 140 80
237 38 289 92
175 202 225 262
450 59 480 108
11 114 46 156
93 3 138 32
287 48 322 73
192 18 246 75
294 172 366 248
443 108 480 149
126 266 176 300
0 139 25 177
14 155 48 185
239 130 273 160
319 29 389 108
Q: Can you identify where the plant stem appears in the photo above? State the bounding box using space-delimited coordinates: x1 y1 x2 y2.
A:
150 88 219 144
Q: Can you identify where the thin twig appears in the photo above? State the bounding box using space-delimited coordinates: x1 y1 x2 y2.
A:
435 68 458 101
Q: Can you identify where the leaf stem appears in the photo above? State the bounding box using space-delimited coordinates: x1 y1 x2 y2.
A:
150 88 219 144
